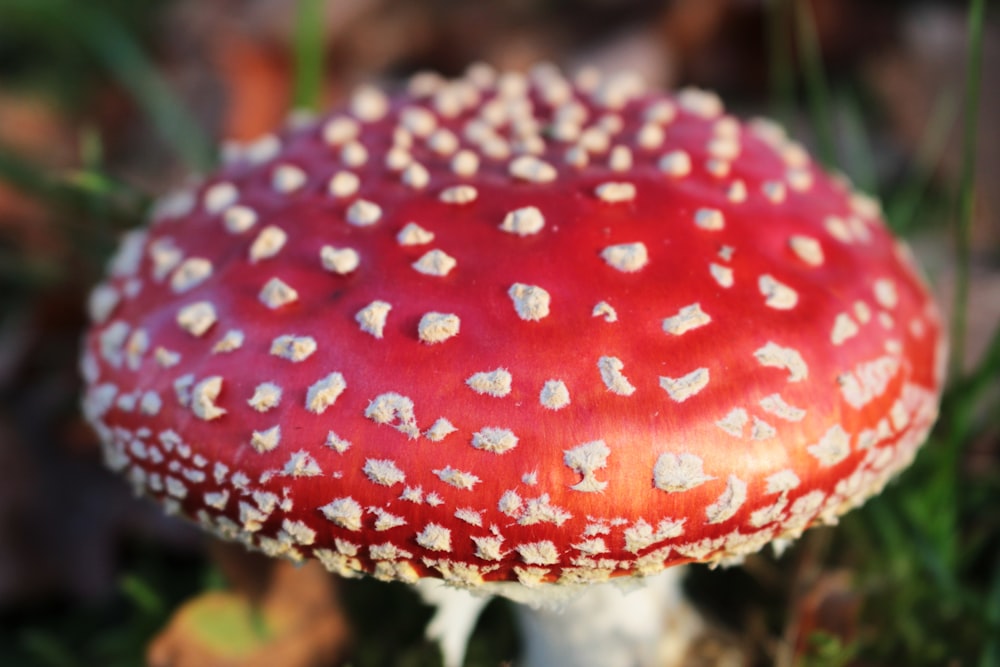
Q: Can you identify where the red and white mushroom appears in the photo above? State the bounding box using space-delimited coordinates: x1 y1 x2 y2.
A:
81 63 945 666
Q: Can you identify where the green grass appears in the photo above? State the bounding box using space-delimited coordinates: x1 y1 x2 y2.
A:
0 0 997 665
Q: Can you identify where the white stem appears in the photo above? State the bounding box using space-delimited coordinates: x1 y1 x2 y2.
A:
514 567 702 667
414 578 492 667
416 567 702 667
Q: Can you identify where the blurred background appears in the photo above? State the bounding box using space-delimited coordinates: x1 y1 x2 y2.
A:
0 0 997 665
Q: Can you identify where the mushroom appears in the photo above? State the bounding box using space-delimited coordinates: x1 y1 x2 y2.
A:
81 63 945 666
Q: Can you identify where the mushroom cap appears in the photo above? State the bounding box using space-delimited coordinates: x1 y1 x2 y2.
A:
81 64 945 589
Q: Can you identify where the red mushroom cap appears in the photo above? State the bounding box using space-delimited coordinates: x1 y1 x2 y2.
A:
82 64 945 589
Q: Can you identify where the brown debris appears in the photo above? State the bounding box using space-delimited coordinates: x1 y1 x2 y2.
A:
147 559 350 667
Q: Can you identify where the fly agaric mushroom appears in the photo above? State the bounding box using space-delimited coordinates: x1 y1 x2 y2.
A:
81 63 945 667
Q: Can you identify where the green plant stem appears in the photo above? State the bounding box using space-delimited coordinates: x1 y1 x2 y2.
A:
292 0 325 112
888 91 960 234
794 0 837 168
767 0 795 129
949 0 987 381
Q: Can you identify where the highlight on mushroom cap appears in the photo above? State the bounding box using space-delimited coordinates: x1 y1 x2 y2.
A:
81 62 946 591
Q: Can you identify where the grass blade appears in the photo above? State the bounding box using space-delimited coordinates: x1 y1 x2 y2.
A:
949 0 987 380
292 0 326 112
766 0 795 129
793 0 837 168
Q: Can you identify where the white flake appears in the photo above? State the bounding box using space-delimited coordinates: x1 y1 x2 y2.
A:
88 284 120 323
754 342 808 381
364 392 418 438
471 427 518 454
762 180 787 203
418 312 460 344
658 368 709 402
874 279 899 309
412 249 457 276
709 263 734 288
694 208 724 231
363 459 406 486
807 424 851 467
454 509 483 527
498 490 522 516
340 141 368 167
284 450 322 477
466 369 512 397
658 150 691 177
831 312 860 345
370 510 406 532
416 524 452 552
706 475 747 524
595 182 636 203
320 497 363 531
563 440 610 493
654 452 714 492
272 164 307 193
516 541 559 566
608 146 633 171
322 117 359 145
759 394 806 421
759 274 798 310
177 301 216 337
727 180 748 203
624 518 684 553
396 222 434 246
259 277 298 309
356 301 392 338
346 199 382 226
716 408 748 438
507 283 551 321
248 382 282 412
191 377 225 420
789 236 824 266
327 171 360 198
751 417 776 441
539 380 570 410
320 246 360 275
662 303 711 335
306 372 347 414
434 467 480 490
766 470 800 494
637 123 665 149
325 431 351 454
451 150 480 177
597 356 636 396
250 425 281 453
472 535 505 562
438 185 478 204
424 418 457 441
249 226 287 262
508 155 557 182
203 182 238 213
592 301 618 322
601 242 648 272
678 87 723 118
350 85 388 121
139 391 162 415
499 206 545 236
170 258 212 293
212 330 244 353
148 238 182 282
270 334 317 362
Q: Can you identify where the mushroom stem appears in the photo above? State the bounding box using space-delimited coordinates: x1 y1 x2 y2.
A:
415 579 493 667
417 568 703 667
515 568 702 667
